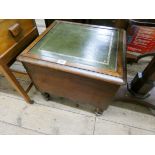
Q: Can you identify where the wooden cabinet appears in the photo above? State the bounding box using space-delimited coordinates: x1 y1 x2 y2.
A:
18 20 126 113
0 19 38 103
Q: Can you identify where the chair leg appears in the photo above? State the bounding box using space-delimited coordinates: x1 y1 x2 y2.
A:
0 65 32 103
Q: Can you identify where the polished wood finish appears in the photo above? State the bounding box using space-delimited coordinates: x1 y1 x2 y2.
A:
18 20 126 112
0 19 38 103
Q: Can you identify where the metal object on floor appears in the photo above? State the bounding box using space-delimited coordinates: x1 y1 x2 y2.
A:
115 56 155 113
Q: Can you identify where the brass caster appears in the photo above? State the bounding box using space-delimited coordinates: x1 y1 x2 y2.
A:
29 100 34 104
76 104 79 107
42 92 50 101
95 108 103 116
149 108 155 116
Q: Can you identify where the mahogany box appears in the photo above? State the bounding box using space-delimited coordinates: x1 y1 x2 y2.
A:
18 20 126 113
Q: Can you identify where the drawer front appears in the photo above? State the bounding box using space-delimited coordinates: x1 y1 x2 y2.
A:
0 19 37 57
0 19 38 65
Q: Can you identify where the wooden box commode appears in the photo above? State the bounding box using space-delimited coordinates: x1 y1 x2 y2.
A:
18 20 126 113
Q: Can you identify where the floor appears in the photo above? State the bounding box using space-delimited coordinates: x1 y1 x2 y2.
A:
0 19 155 135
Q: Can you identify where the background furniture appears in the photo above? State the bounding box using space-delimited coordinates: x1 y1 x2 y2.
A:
18 20 126 114
127 19 155 63
45 19 88 27
116 55 155 112
115 20 155 112
44 19 129 30
0 19 38 103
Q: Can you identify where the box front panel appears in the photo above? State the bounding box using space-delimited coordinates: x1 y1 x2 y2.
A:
24 62 119 107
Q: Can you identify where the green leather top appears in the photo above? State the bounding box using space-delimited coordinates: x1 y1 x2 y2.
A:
30 22 119 71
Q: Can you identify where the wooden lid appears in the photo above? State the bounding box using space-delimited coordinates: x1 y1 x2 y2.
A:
18 20 127 85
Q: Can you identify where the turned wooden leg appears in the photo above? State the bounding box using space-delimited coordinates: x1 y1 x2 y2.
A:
0 65 33 104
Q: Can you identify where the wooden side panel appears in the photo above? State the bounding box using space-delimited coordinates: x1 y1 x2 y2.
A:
24 62 119 110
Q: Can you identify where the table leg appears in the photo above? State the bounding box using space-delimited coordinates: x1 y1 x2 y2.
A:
0 65 33 104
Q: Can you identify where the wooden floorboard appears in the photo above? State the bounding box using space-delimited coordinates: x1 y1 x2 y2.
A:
0 120 43 135
0 92 95 135
94 118 155 135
